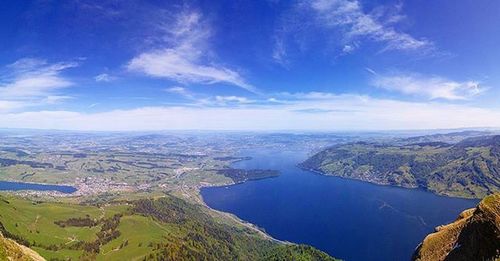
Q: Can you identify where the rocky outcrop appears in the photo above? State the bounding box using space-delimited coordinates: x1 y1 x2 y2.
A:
412 193 500 261
0 232 45 261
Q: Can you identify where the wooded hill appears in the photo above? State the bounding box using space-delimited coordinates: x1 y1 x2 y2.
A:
301 135 500 198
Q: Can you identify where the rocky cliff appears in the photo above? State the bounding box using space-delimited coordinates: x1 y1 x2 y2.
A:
0 232 45 261
413 193 500 261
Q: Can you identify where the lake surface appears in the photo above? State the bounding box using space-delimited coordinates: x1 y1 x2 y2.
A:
0 181 77 194
201 148 479 261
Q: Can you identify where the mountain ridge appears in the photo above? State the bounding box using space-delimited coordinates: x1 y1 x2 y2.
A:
300 135 500 198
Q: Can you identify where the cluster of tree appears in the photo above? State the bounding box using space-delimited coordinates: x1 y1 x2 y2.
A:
263 245 338 261
35 214 122 254
213 156 252 162
0 222 30 247
54 216 98 228
133 197 194 224
217 168 280 183
80 213 122 253
0 157 53 168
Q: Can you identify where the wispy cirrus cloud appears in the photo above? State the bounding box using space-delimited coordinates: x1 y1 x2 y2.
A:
274 0 433 63
128 10 256 92
372 73 484 100
1 58 77 98
272 37 288 66
0 58 77 111
310 0 431 51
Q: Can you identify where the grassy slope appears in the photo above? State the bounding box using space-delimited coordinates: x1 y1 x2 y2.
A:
0 195 338 261
0 197 127 260
0 232 45 261
413 193 500 261
301 135 500 198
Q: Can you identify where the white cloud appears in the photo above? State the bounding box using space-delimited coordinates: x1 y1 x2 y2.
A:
215 96 251 104
43 95 73 104
128 49 253 90
165 87 254 106
372 73 484 100
95 73 115 82
1 58 76 99
1 93 499 131
279 91 351 100
365 67 377 75
164 86 197 100
342 44 356 54
127 11 256 92
0 58 77 111
165 86 188 95
309 0 431 51
0 101 25 112
274 0 432 62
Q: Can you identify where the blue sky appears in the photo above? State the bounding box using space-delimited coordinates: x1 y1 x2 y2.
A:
1 0 500 131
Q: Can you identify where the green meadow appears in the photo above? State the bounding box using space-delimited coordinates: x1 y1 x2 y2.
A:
0 195 337 260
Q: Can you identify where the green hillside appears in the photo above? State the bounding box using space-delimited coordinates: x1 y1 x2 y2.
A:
300 135 500 198
0 195 337 261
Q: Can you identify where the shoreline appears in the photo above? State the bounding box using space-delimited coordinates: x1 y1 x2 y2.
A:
0 179 76 188
297 166 484 200
0 173 283 244
0 179 77 195
195 177 289 244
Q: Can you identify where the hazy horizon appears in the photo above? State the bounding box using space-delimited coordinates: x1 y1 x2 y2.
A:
0 126 498 134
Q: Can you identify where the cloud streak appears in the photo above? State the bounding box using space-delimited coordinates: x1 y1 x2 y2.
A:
372 73 484 100
0 58 77 112
274 0 433 63
95 73 116 82
127 11 256 92
309 0 431 51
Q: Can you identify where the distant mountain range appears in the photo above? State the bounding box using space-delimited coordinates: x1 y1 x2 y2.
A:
400 130 494 145
300 134 500 198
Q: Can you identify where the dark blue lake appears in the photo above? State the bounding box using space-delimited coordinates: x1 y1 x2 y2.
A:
201 149 479 261
0 181 76 194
